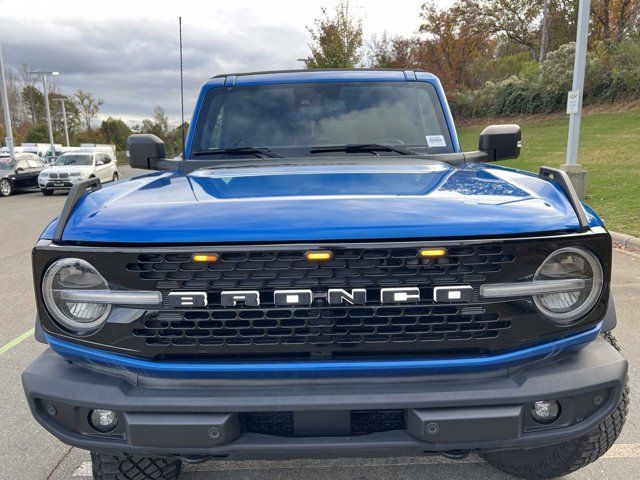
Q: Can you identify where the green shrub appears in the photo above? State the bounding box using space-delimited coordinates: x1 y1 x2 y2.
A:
539 43 575 96
452 40 640 120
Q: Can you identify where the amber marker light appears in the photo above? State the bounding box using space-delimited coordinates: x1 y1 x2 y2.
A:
305 250 334 261
419 248 447 258
192 254 219 263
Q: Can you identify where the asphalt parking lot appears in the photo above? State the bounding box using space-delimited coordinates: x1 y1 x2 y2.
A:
0 165 639 479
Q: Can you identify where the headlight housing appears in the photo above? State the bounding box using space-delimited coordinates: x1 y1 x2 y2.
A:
533 247 603 324
42 258 111 332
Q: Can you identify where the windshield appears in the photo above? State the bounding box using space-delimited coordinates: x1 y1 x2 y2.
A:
192 81 453 156
55 154 92 166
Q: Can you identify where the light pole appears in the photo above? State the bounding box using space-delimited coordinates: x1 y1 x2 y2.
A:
562 0 590 200
0 45 15 159
28 70 58 156
55 98 70 147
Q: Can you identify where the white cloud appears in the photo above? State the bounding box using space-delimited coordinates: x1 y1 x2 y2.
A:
0 0 446 123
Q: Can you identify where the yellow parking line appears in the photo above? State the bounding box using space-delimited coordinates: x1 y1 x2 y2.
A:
0 328 34 355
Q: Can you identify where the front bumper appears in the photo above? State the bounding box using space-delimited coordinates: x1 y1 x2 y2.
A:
23 337 627 460
39 178 85 190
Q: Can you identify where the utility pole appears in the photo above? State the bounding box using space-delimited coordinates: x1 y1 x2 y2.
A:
562 0 590 200
28 70 58 156
56 98 70 147
0 45 15 159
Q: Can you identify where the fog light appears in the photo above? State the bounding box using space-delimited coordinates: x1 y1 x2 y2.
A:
89 409 119 432
531 400 560 424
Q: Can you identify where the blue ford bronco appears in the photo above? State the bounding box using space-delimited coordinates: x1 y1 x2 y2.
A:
23 70 628 479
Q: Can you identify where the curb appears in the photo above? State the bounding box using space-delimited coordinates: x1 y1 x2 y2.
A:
610 231 640 251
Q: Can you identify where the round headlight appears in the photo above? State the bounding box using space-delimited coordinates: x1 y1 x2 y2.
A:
533 247 603 324
42 258 111 332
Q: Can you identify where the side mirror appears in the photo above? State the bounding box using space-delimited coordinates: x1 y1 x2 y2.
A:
478 124 521 161
96 160 104 166
15 167 24 173
126 134 167 170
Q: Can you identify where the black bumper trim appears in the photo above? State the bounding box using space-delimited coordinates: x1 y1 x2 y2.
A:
23 337 627 458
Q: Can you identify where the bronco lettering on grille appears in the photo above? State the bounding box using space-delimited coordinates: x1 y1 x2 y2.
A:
167 286 473 307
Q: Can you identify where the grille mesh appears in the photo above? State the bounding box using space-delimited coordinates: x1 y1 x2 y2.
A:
127 245 514 353
127 246 514 291
134 306 510 348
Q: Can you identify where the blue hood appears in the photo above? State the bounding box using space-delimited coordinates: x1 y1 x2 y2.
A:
51 162 598 244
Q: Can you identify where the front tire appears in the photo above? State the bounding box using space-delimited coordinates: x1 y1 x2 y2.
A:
483 332 629 479
91 452 182 480
0 178 12 197
41 188 53 196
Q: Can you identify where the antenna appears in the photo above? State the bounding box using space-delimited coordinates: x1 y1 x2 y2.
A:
179 17 186 160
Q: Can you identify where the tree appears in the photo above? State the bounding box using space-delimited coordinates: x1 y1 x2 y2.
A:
152 106 169 137
418 0 495 89
25 124 50 143
138 106 169 139
49 93 81 143
4 68 23 126
22 85 44 125
166 123 189 158
539 0 550 62
305 0 364 68
477 0 544 59
74 89 104 131
368 33 422 68
99 117 132 151
592 0 640 44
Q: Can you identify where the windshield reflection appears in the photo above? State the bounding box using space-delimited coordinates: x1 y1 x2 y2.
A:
193 82 453 155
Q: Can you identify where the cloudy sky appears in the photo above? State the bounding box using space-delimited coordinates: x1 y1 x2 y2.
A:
0 0 442 125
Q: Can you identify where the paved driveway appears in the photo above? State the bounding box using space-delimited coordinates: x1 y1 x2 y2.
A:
0 166 638 479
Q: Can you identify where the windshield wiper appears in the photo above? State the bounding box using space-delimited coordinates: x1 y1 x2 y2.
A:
192 147 283 158
309 143 415 155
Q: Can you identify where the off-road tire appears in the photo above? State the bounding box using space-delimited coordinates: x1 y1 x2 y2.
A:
483 332 629 479
91 452 182 480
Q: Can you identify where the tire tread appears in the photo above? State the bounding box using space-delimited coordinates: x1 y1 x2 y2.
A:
91 452 181 480
483 332 629 479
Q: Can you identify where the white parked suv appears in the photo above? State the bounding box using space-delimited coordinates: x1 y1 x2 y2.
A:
38 151 119 195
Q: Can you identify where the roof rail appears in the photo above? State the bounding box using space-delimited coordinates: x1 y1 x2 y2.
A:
539 167 589 231
211 68 433 79
53 178 102 243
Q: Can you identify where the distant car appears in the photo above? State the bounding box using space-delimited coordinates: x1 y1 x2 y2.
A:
0 153 46 197
43 149 63 165
38 151 119 195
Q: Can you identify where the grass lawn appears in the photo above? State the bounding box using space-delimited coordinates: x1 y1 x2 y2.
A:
457 108 640 237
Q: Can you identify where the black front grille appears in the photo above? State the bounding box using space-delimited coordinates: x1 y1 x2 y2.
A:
34 232 612 361
49 173 58 179
127 245 514 355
